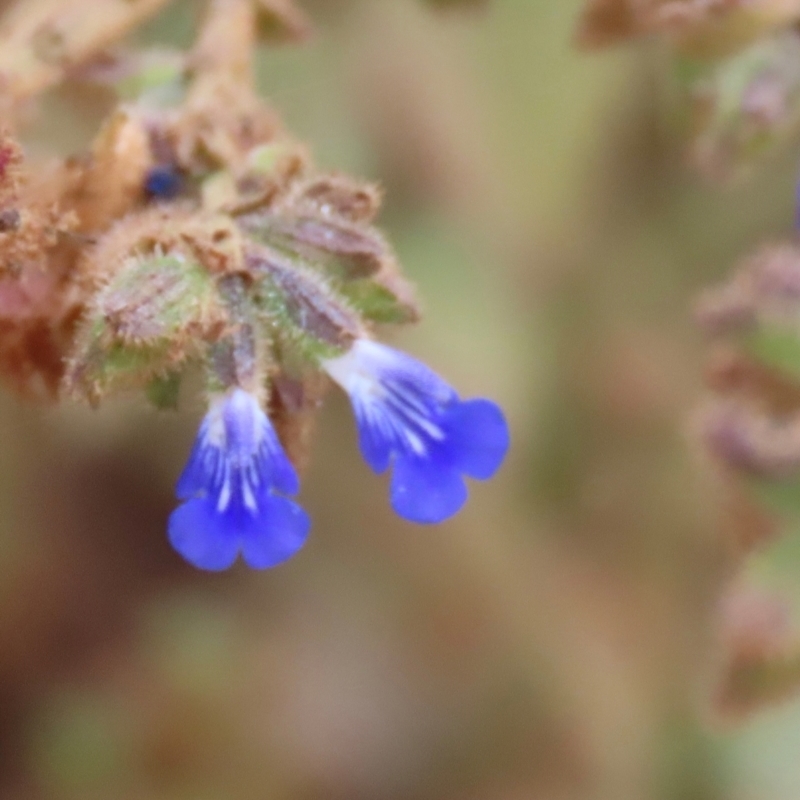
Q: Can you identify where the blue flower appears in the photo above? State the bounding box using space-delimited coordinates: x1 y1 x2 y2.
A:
169 388 310 570
323 339 509 523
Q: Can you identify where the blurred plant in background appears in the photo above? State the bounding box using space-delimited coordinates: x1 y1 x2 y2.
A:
578 0 800 181
578 0 800 733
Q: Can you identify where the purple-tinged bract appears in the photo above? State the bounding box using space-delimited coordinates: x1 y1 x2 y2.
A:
169 388 310 570
323 339 509 523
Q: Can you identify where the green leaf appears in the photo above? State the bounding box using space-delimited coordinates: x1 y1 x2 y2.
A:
339 278 419 324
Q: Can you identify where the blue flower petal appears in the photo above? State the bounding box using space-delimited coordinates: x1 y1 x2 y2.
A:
168 497 241 571
240 495 311 569
175 425 216 500
352 396 393 473
390 456 467 524
168 493 309 571
266 441 301 496
219 389 301 496
170 389 309 570
442 399 509 480
324 339 509 524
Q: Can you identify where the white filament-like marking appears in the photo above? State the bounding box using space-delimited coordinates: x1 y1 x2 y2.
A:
324 342 451 459
203 390 270 515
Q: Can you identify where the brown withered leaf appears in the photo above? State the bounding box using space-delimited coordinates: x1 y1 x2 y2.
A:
0 140 77 284
0 203 71 281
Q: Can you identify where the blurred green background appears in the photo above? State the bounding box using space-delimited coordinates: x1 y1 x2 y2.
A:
3 0 800 797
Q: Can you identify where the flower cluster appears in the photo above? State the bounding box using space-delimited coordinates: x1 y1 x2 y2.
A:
171 339 509 570
0 0 510 574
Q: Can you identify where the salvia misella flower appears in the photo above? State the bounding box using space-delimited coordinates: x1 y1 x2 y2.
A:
322 338 509 524
169 388 310 570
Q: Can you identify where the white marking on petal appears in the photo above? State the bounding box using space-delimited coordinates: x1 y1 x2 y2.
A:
217 474 232 512
325 340 452 460
197 389 278 517
242 479 258 512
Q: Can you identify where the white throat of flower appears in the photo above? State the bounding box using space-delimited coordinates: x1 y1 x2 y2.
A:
323 341 446 457
322 344 385 401
204 389 265 514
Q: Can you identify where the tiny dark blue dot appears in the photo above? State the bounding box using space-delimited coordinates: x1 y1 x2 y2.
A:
145 166 182 200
